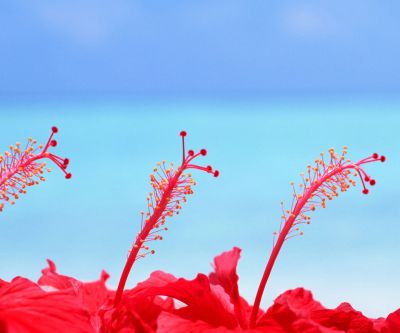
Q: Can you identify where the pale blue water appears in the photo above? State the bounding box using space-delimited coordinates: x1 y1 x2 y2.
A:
0 100 399 318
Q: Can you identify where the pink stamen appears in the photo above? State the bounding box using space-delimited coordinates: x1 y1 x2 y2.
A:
114 131 218 306
249 147 385 328
0 127 71 212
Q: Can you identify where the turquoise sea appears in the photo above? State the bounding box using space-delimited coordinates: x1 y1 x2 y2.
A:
0 99 399 318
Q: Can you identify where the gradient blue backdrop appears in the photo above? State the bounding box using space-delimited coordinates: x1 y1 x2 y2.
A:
0 1 399 319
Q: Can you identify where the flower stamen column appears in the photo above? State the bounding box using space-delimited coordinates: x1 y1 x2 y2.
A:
249 148 385 328
114 131 219 306
0 127 71 212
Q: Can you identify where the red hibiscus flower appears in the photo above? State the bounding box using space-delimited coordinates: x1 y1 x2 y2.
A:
1 249 399 333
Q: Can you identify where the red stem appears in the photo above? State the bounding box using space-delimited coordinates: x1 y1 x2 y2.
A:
114 165 185 306
249 164 354 328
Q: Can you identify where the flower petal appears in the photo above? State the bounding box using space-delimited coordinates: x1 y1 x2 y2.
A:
38 259 80 291
131 272 238 329
380 308 400 332
258 288 324 331
312 302 375 332
157 312 271 333
209 247 249 327
38 260 113 331
0 277 93 333
209 247 241 300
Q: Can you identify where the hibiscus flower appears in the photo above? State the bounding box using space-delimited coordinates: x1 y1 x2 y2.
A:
1 249 399 333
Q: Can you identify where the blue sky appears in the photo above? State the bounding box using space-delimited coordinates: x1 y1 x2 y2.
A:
1 1 400 99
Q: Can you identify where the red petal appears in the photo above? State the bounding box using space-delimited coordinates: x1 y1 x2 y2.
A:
380 308 400 332
0 279 7 288
100 305 155 333
312 302 375 332
209 247 249 328
372 317 386 332
131 272 238 329
38 260 113 330
209 247 241 300
158 312 222 333
258 288 324 331
0 277 93 333
291 318 343 333
128 270 178 296
102 272 177 332
261 289 381 332
110 295 172 332
38 259 80 291
157 312 269 333
275 288 325 316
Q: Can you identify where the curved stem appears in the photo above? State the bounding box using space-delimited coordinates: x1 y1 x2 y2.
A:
113 132 217 307
249 165 349 328
114 166 184 306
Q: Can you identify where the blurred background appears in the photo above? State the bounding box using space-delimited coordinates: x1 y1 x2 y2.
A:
1 1 399 318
